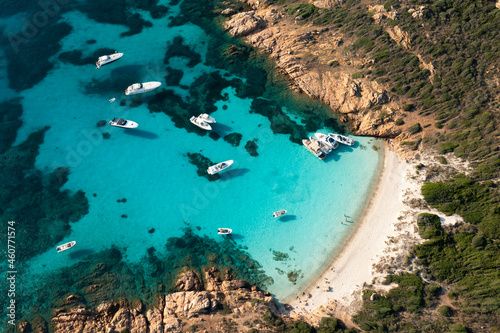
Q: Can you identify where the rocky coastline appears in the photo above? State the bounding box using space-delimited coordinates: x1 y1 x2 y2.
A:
18 268 281 333
220 0 432 151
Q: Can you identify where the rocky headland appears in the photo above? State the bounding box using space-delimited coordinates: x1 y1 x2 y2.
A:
19 268 282 333
223 2 401 139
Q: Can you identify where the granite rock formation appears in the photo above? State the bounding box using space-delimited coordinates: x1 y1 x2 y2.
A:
31 269 278 333
223 7 403 138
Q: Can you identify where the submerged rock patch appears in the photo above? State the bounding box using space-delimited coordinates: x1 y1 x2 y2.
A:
223 133 242 147
245 139 259 156
250 98 307 144
4 22 72 91
186 152 220 181
0 127 89 261
164 36 202 68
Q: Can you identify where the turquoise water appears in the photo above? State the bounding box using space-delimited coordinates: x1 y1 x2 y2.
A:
0 0 382 324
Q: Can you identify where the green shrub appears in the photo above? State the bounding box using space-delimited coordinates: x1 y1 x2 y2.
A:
352 72 364 79
449 324 468 333
439 142 458 154
471 235 486 248
286 4 317 18
317 317 341 332
407 123 422 134
402 103 415 111
395 119 405 125
438 305 451 317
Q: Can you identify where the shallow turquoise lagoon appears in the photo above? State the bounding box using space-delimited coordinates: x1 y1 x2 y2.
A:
0 0 382 310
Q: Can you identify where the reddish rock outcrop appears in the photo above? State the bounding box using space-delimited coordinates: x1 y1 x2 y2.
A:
223 7 404 138
49 269 277 333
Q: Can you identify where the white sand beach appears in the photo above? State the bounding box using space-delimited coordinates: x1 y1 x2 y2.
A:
285 144 411 325
284 143 469 327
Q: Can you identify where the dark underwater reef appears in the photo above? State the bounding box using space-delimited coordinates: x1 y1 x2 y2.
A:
2 228 273 331
0 98 89 262
0 0 168 91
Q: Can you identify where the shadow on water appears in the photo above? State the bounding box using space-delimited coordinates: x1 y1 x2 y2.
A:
68 248 95 260
124 129 159 139
110 65 146 81
213 123 232 133
279 215 297 222
221 168 250 180
228 233 244 240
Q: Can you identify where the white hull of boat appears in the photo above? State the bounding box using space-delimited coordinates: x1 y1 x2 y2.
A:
207 159 234 175
329 133 354 146
302 138 326 160
96 52 123 69
218 228 233 235
273 210 287 218
310 136 332 154
198 113 216 123
125 81 162 95
57 241 76 253
190 116 212 130
314 132 339 150
109 118 139 128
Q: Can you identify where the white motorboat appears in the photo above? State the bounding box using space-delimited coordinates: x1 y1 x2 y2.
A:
108 117 139 128
198 113 216 123
57 241 76 253
310 136 332 154
329 133 355 146
273 210 287 218
125 81 162 95
218 228 232 235
314 132 339 150
207 160 234 175
302 138 326 160
96 51 123 69
190 116 212 130
109 98 116 103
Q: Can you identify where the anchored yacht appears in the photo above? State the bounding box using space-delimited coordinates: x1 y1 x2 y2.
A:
96 52 123 69
314 132 339 150
125 82 161 95
329 133 355 146
190 116 212 130
57 241 76 253
207 160 234 175
109 117 139 128
198 113 216 123
218 228 232 235
302 137 326 160
273 210 287 218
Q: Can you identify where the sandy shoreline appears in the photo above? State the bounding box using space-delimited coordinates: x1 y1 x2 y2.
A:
284 143 410 325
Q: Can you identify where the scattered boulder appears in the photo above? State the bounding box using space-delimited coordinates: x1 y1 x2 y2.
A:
175 271 203 291
221 8 237 15
224 11 265 37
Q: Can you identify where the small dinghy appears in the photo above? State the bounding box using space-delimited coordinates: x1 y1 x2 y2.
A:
218 228 232 235
190 116 212 130
125 81 162 95
109 98 116 103
96 51 123 69
57 241 76 253
273 210 287 218
198 113 216 123
108 117 139 129
207 160 234 175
